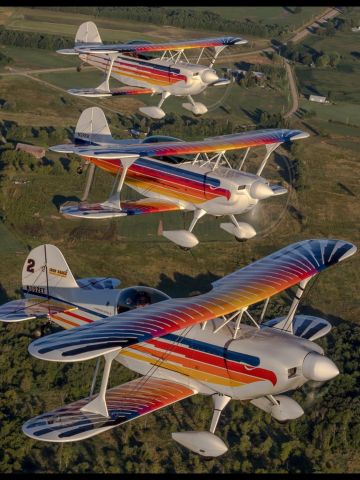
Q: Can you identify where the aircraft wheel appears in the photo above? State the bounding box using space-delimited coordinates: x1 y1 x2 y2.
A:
32 329 42 338
273 418 289 425
235 236 247 243
77 166 83 175
179 246 191 251
77 65 82 72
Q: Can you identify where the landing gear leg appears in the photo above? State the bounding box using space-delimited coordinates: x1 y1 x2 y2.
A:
162 209 206 249
182 95 208 116
139 91 171 119
171 393 231 457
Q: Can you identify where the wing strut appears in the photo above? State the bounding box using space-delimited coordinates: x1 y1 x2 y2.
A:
80 350 118 417
95 53 117 94
81 162 96 201
102 155 138 211
256 142 281 176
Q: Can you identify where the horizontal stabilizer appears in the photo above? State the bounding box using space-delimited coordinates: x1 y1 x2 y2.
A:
60 198 181 219
28 239 356 363
23 377 195 442
77 277 121 290
262 314 332 341
0 298 76 323
56 49 78 55
68 86 153 98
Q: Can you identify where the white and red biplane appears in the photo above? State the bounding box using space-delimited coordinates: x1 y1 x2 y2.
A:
51 107 309 249
59 21 247 119
0 239 355 456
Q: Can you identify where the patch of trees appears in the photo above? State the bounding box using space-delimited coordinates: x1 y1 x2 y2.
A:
0 26 72 51
37 7 291 39
281 41 341 68
0 315 358 473
0 52 13 67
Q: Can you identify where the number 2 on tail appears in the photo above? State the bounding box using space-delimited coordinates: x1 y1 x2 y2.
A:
27 258 35 273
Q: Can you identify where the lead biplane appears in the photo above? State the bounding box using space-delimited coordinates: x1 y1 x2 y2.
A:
51 107 309 249
58 21 247 119
0 239 355 456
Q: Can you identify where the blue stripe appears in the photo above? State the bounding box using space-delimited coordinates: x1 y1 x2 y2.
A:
163 334 260 367
21 289 108 319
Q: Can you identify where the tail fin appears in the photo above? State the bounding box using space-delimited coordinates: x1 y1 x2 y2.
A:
75 21 102 46
74 107 113 145
22 245 78 295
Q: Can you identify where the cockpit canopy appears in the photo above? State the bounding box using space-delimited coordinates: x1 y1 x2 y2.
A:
116 286 170 314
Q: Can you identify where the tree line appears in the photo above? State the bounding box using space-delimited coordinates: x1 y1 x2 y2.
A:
0 26 72 51
34 7 291 39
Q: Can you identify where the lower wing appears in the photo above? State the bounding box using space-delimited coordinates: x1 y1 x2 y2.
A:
0 298 77 322
23 376 196 442
60 197 182 219
68 85 154 98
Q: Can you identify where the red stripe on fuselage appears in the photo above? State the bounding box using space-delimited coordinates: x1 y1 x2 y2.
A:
87 157 231 202
66 310 94 324
147 337 277 385
87 55 187 85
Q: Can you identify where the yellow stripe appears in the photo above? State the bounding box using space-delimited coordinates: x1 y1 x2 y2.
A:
121 349 244 387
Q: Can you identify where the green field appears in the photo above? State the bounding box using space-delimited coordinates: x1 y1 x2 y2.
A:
0 45 78 70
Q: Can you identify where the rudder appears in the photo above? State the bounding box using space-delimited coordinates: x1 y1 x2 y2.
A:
74 107 113 145
22 245 78 294
75 22 102 46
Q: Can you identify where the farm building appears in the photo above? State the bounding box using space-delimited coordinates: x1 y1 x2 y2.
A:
308 95 328 103
15 143 45 159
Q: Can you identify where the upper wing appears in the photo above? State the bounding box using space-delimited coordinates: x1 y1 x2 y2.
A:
74 36 247 55
50 129 309 159
28 239 356 362
0 298 77 323
23 376 195 442
60 197 182 219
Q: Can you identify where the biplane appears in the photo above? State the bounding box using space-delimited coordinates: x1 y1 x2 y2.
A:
50 107 310 249
58 21 247 119
0 239 355 456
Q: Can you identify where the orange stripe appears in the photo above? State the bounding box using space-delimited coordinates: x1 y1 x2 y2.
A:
131 344 259 385
50 313 79 328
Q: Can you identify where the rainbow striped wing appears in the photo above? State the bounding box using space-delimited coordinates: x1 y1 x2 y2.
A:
23 377 195 442
60 197 181 219
0 298 77 323
28 239 356 362
75 36 247 54
67 129 309 159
